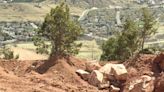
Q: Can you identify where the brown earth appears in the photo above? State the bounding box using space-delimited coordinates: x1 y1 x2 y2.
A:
123 53 164 92
0 56 106 92
0 53 163 92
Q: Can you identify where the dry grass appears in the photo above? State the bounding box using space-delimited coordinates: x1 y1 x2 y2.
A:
0 3 84 22
8 40 102 60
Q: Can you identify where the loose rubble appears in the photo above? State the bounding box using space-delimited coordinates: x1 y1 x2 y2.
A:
76 53 164 92
0 53 163 92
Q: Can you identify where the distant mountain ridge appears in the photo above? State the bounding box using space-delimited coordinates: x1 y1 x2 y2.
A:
1 0 163 8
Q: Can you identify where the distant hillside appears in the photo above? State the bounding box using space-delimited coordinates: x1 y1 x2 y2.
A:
42 0 164 8
0 3 84 21
41 0 135 8
1 0 164 8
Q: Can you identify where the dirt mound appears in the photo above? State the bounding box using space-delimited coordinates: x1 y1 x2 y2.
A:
0 53 163 92
34 56 100 91
0 57 103 92
125 54 161 76
0 59 33 76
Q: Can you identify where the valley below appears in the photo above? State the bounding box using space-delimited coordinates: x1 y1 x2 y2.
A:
0 1 163 60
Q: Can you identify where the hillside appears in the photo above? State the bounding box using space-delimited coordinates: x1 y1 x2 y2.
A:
0 3 84 21
0 0 163 21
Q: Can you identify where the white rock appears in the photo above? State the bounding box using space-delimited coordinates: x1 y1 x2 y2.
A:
110 85 120 92
98 81 110 89
141 75 152 82
127 76 154 92
76 69 90 81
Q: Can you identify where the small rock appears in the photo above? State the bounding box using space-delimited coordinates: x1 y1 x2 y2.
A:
76 69 90 81
141 75 153 82
110 85 120 92
88 70 103 87
143 71 154 76
98 81 110 89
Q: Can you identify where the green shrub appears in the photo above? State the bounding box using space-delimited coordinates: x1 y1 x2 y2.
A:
101 18 140 61
0 46 19 60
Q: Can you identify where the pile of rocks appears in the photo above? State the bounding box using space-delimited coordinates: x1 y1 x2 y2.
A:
76 53 164 92
76 61 128 92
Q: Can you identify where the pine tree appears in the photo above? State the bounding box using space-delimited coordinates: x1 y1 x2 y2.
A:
140 7 158 51
33 3 83 59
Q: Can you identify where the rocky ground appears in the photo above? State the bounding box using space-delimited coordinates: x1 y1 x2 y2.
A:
0 53 163 92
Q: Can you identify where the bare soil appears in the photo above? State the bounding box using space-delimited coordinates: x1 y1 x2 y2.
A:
0 56 104 92
0 53 163 92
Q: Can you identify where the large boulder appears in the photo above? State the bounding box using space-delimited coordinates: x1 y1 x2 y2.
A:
111 64 128 80
86 61 101 72
76 69 90 81
88 70 103 87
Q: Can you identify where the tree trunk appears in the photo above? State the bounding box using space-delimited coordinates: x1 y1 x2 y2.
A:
141 36 145 51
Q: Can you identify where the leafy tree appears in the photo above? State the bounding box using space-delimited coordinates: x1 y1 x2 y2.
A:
116 18 140 60
33 3 83 59
140 7 158 51
101 18 140 61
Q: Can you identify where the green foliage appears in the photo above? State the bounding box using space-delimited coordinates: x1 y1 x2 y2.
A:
0 46 19 60
2 47 14 60
15 54 19 59
140 7 158 51
140 46 163 54
101 7 159 61
101 18 140 61
100 37 118 61
33 3 83 57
